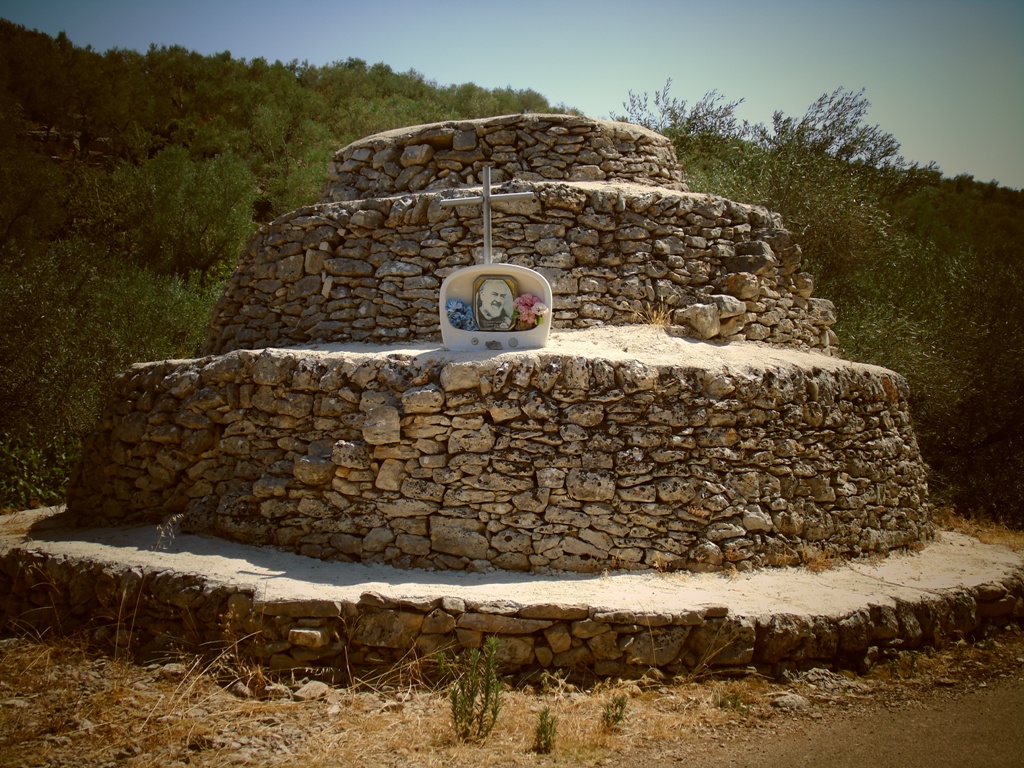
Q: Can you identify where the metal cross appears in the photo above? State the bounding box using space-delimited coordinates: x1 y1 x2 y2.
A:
439 165 535 265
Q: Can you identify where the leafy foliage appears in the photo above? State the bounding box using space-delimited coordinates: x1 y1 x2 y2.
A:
0 19 561 509
600 694 629 731
0 431 76 510
533 706 557 754
439 637 504 743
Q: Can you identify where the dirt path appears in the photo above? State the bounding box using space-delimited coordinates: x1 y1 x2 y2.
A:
674 677 1024 768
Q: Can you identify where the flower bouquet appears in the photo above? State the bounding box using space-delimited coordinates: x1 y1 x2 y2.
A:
513 293 550 330
445 299 478 331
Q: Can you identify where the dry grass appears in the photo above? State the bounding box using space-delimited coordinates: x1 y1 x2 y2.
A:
801 545 844 573
0 631 794 768
630 301 674 327
934 507 1024 551
1 624 1023 767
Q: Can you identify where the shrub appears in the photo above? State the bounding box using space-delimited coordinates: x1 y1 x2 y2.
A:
533 706 556 754
601 693 628 731
439 636 504 743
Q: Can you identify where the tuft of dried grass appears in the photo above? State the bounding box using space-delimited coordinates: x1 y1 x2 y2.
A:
630 301 675 327
934 507 1024 551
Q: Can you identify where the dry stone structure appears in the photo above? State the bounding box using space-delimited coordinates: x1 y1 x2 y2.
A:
203 115 836 354
68 114 933 576
3 537 1021 678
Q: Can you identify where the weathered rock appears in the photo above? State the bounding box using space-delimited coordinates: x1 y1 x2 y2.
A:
430 518 489 560
349 610 424 649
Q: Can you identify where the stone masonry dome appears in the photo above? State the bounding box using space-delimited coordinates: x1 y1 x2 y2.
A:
69 114 932 576
203 114 837 356
320 113 687 201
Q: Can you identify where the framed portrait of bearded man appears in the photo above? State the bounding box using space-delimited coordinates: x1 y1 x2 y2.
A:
473 275 517 331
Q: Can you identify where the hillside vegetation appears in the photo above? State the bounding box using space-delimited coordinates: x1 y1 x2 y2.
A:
1 21 1021 525
0 20 555 509
618 82 1024 523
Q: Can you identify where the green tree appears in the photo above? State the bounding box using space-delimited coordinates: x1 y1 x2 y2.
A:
621 80 1024 524
113 147 256 283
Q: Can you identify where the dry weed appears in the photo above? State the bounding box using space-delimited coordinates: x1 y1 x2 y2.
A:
934 507 1024 551
801 545 843 573
0 624 1022 767
630 301 674 327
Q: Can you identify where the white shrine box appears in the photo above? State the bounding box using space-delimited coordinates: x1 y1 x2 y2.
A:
439 263 553 351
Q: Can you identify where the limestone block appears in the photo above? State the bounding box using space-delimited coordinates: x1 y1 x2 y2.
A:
495 636 534 666
684 616 755 666
400 478 445 502
622 626 690 666
588 631 621 660
566 468 616 502
430 518 489 560
293 455 336 486
688 541 724 569
362 527 395 553
712 294 747 318
512 488 550 513
741 505 774 533
329 533 363 555
402 385 444 413
362 406 401 445
395 534 431 556
655 477 699 504
332 440 372 469
809 297 838 326
378 498 437 520
324 257 374 277
288 626 332 649
755 613 815 663
571 619 612 639
375 459 406 491
348 209 385 230
456 613 553 634
560 538 606 561
440 363 481 392
719 272 760 300
421 608 456 634
490 529 533 554
448 425 495 454
349 610 424 649
540 626 573 655
678 303 720 340
536 468 566 489
791 272 814 299
252 350 293 386
258 599 344 618
727 242 778 276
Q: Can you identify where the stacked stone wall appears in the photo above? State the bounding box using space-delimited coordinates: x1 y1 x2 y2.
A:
3 544 1021 678
69 345 931 574
321 113 686 202
204 184 836 355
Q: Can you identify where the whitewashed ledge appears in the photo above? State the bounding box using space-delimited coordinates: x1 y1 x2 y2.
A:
2 507 1020 678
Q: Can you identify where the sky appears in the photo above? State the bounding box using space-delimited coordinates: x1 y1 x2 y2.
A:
2 0 1022 189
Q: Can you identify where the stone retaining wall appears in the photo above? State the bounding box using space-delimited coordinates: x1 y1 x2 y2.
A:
204 183 836 356
2 544 1021 678
320 114 686 202
68 345 932 574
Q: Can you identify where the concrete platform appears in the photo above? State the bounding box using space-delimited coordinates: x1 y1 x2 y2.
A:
2 507 1022 675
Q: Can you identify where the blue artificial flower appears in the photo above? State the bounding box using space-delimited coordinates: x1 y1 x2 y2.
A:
446 299 478 331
